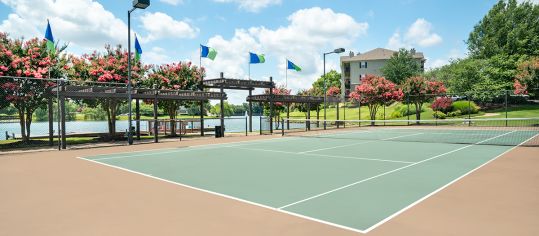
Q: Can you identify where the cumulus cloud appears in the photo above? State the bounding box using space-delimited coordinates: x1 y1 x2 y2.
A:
200 7 367 102
160 0 183 5
387 18 442 50
144 47 174 65
0 0 127 50
139 12 199 42
213 0 282 12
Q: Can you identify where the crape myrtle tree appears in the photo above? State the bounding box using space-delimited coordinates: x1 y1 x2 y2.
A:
143 62 204 136
68 45 146 139
349 75 403 125
263 85 290 129
0 33 68 142
401 76 446 122
514 57 539 96
295 88 319 118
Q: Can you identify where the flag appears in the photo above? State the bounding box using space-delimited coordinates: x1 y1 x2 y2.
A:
287 60 301 72
201 44 217 60
44 20 55 54
134 35 142 62
249 52 265 64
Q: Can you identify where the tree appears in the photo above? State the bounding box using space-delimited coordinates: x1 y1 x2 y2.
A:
514 57 539 95
326 86 341 96
312 70 341 95
349 75 403 124
467 0 539 59
210 101 235 117
0 33 68 142
68 45 146 139
143 62 204 136
380 48 422 84
401 76 446 122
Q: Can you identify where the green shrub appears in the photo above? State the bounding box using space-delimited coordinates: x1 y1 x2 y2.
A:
447 110 462 117
432 111 447 119
452 101 480 115
390 103 425 118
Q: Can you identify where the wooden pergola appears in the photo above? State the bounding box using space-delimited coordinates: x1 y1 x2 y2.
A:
202 72 275 133
49 84 226 149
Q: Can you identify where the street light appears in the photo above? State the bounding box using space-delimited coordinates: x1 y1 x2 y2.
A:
127 0 150 145
323 48 345 129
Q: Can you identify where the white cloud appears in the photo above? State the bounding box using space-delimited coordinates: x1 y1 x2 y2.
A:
387 18 442 50
0 0 127 50
144 47 173 65
425 48 465 70
160 0 183 6
517 0 538 4
201 7 367 103
139 12 198 42
213 0 282 12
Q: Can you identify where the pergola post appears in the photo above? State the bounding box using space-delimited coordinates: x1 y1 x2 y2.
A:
269 76 273 134
136 99 140 140
60 81 66 149
316 105 320 128
219 72 225 137
153 86 159 143
286 103 290 130
200 100 204 136
48 97 53 146
249 89 253 132
307 103 311 131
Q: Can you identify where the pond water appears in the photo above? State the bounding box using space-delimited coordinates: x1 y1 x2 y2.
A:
0 116 281 140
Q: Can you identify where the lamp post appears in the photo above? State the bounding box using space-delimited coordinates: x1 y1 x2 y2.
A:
323 48 345 129
127 0 150 145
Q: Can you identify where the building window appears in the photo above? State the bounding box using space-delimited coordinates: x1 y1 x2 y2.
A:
359 61 368 68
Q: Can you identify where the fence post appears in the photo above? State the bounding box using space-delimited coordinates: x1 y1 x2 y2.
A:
153 85 158 143
245 116 248 136
281 118 285 136
505 90 509 127
136 99 140 140
406 95 410 125
467 92 471 126
358 97 361 127
259 115 262 135
47 97 53 146
60 80 66 149
269 76 274 134
200 101 205 136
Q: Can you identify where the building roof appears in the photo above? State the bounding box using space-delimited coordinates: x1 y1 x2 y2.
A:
341 48 425 62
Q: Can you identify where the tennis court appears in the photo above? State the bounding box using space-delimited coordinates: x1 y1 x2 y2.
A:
79 118 539 233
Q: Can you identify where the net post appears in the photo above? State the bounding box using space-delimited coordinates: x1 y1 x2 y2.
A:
505 90 508 127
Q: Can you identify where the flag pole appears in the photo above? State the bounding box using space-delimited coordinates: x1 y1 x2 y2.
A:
199 45 202 73
285 59 288 88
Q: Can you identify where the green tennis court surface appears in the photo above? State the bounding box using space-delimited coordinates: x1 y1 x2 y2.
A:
81 128 538 233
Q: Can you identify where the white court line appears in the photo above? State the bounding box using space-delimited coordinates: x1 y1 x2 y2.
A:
90 136 299 161
76 156 368 234
298 132 423 154
278 130 516 210
361 132 539 233
229 146 414 164
76 129 532 234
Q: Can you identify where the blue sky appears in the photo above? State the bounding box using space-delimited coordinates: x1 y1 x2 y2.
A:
0 0 524 103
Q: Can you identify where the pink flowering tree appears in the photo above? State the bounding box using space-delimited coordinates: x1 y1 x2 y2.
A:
68 45 146 138
142 62 204 136
401 76 446 122
514 57 539 95
0 33 68 142
264 85 291 129
431 97 453 113
349 74 403 124
326 86 341 96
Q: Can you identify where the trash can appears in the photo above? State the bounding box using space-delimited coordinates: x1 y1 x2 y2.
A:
215 126 223 138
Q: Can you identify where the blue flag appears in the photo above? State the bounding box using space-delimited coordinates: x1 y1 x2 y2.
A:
287 60 301 72
134 35 142 62
249 52 265 64
44 20 55 54
200 44 217 60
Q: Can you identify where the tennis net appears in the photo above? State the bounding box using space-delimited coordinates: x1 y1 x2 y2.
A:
281 118 539 147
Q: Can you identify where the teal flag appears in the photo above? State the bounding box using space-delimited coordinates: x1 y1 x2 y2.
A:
134 35 142 62
44 20 55 54
201 44 217 60
287 60 301 72
249 52 265 64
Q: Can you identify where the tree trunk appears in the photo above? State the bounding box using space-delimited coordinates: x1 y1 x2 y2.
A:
415 102 422 124
368 104 378 126
167 104 177 137
17 107 27 142
110 101 117 138
25 109 33 140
